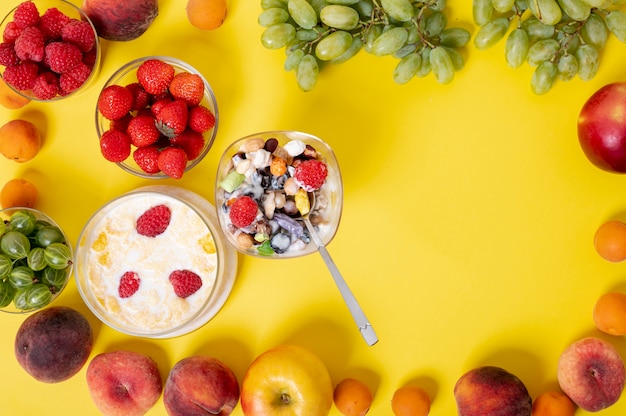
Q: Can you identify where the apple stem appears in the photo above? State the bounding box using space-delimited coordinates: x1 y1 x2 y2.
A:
280 392 291 404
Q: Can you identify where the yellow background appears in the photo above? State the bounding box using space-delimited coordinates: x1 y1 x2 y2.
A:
1 0 626 415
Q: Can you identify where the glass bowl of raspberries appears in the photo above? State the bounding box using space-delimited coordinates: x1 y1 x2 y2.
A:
0 206 73 314
95 56 219 179
0 0 101 101
215 130 344 258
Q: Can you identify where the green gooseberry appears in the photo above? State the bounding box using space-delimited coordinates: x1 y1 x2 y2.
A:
26 284 52 309
0 254 12 279
1 231 30 260
44 243 72 270
8 266 34 290
13 289 29 310
35 226 65 247
41 267 68 289
0 281 16 307
27 247 47 271
8 210 37 235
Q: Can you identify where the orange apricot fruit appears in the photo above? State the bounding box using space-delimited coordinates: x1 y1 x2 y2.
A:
1 178 38 209
0 79 30 109
593 291 626 335
0 119 42 162
594 220 626 262
333 378 373 416
531 391 575 416
391 385 430 416
186 0 227 30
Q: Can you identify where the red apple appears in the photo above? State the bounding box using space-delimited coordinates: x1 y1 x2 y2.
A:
578 82 626 173
241 344 333 416
163 355 240 416
86 350 162 416
81 0 158 41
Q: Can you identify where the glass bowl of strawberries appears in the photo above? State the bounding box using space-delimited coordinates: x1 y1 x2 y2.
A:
0 0 101 101
215 131 344 259
95 56 219 179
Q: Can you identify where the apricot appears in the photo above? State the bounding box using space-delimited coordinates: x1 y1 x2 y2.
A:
593 220 626 262
0 178 38 209
186 0 227 30
0 79 30 109
593 291 626 335
532 391 575 416
333 378 373 416
391 385 431 416
0 119 42 162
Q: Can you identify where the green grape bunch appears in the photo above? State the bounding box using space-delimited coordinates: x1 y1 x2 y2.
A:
473 0 626 94
259 0 472 91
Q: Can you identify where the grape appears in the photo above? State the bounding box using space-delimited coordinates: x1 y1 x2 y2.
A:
380 0 414 22
474 0 494 26
430 46 455 84
505 28 530 68
369 26 409 56
522 17 556 42
557 53 578 80
1 230 30 260
443 46 465 70
0 254 12 278
528 0 562 26
296 28 319 41
327 0 360 4
35 225 65 247
27 247 47 271
330 36 363 64
393 52 421 84
320 5 360 30
296 54 319 91
429 0 447 11
474 17 510 50
576 43 599 81
44 242 72 270
258 8 290 27
493 0 516 13
606 10 626 43
415 47 432 77
285 48 305 71
422 11 447 37
581 12 609 50
261 0 288 10
0 281 15 308
363 25 383 53
531 60 557 94
556 0 591 21
526 38 559 66
261 23 296 49
288 0 318 29
353 0 374 17
9 210 36 235
439 28 471 48
9 266 35 290
25 284 52 309
315 30 353 60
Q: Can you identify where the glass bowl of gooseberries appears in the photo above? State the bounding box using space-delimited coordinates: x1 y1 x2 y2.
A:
0 207 73 313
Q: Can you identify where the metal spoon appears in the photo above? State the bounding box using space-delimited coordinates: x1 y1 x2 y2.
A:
301 193 378 346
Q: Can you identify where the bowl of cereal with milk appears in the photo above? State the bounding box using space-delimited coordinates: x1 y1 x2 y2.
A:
215 131 343 258
74 185 237 338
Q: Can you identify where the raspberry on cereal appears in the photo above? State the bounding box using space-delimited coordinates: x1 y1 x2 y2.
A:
136 204 172 237
229 195 258 228
169 270 203 298
118 271 141 298
293 159 328 191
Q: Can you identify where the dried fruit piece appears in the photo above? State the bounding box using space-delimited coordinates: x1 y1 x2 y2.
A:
169 270 202 298
136 204 171 237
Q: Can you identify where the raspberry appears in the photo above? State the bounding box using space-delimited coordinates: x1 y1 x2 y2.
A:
169 270 203 298
293 159 328 191
136 58 175 95
136 204 171 237
31 71 59 100
97 84 134 121
170 129 205 160
13 1 40 29
3 60 39 90
157 146 188 179
44 41 82 73
125 82 150 111
229 195 258 228
14 26 45 62
39 7 71 40
133 145 160 174
127 114 161 147
99 129 131 162
118 271 140 298
61 20 95 53
188 104 216 133
0 42 19 66
59 61 91 95
3 22 23 44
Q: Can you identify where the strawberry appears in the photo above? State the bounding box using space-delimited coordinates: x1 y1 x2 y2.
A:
39 7 71 40
13 1 40 29
3 60 39 90
170 129 205 160
127 114 161 147
44 41 82 73
118 271 140 298
110 113 133 133
150 96 173 117
125 82 150 111
100 129 131 162
14 26 44 62
188 104 216 133
169 72 204 106
31 71 59 100
157 146 187 179
229 195 258 228
169 270 203 298
61 20 95 53
133 145 160 174
136 204 171 237
293 159 328 191
155 99 188 138
97 84 134 121
136 58 175 95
